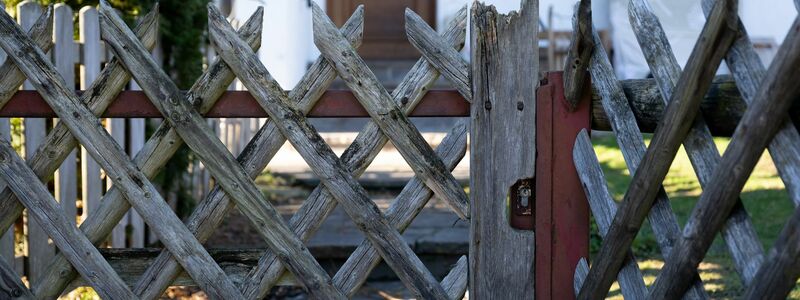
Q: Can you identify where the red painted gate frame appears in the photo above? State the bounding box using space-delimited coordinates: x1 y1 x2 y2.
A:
535 72 591 300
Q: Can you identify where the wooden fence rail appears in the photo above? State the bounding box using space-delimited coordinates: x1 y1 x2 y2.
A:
572 0 800 298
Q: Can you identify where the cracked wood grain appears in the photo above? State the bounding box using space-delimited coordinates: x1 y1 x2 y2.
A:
209 4 450 299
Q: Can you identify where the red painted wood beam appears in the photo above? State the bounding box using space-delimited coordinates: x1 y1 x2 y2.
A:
0 90 470 118
535 71 591 300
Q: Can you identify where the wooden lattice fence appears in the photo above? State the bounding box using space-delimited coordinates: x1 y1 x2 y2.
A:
0 0 509 298
570 0 800 299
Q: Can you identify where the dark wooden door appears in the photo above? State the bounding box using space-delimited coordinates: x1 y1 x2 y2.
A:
327 0 436 60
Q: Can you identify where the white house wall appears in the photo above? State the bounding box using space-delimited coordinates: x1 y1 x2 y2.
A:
227 0 795 86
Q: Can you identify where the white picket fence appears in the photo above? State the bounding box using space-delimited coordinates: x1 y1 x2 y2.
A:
0 0 157 285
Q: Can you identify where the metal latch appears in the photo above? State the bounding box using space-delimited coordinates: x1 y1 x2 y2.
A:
510 178 535 230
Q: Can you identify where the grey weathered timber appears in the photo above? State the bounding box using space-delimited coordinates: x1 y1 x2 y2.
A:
0 141 134 298
312 3 468 220
0 2 51 107
441 255 469 300
64 248 468 297
629 0 764 284
78 6 103 225
649 15 800 299
700 0 800 209
404 8 471 101
469 1 537 298
52 3 78 228
572 130 647 299
17 2 49 287
574 257 589 295
134 10 362 300
98 3 344 299
0 250 33 299
589 76 798 136
4 9 161 298
563 0 592 109
209 5 449 299
238 8 468 299
0 7 245 299
330 123 468 297
577 0 739 297
585 27 709 299
744 206 800 299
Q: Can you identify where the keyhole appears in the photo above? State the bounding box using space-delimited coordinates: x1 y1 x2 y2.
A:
519 186 531 208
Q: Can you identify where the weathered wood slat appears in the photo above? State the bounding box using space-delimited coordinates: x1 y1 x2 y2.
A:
331 122 467 297
53 4 78 234
312 3 468 220
573 257 589 295
629 0 764 284
585 26 709 299
649 15 800 299
0 9 161 298
0 1 51 107
63 248 468 297
469 1 538 298
132 9 355 300
209 5 449 299
17 2 50 287
441 255 468 300
577 0 739 297
699 0 800 209
0 5 245 299
744 206 800 299
0 251 32 299
98 3 343 299
239 8 467 299
404 8 471 101
0 140 135 298
78 6 103 226
572 129 647 299
563 0 592 109
743 208 800 299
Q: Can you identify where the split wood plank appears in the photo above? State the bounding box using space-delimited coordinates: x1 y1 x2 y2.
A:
577 0 739 297
469 1 538 298
99 3 346 298
629 0 764 284
238 8 468 299
132 9 355 300
583 26 709 299
572 129 647 299
209 5 450 299
404 8 471 101
0 139 134 298
563 0 592 109
0 6 245 299
649 15 800 299
311 3 468 220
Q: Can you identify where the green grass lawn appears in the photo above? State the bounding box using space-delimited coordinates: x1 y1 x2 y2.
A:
591 133 798 299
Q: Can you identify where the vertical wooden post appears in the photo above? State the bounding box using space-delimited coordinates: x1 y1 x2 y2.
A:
18 0 48 285
79 6 103 227
469 0 538 298
53 3 77 227
535 72 590 299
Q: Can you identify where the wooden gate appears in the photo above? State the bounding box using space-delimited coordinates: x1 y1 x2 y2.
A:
571 0 800 298
0 0 548 298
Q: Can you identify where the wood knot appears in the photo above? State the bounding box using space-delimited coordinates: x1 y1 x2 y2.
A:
517 101 524 111
484 101 492 110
